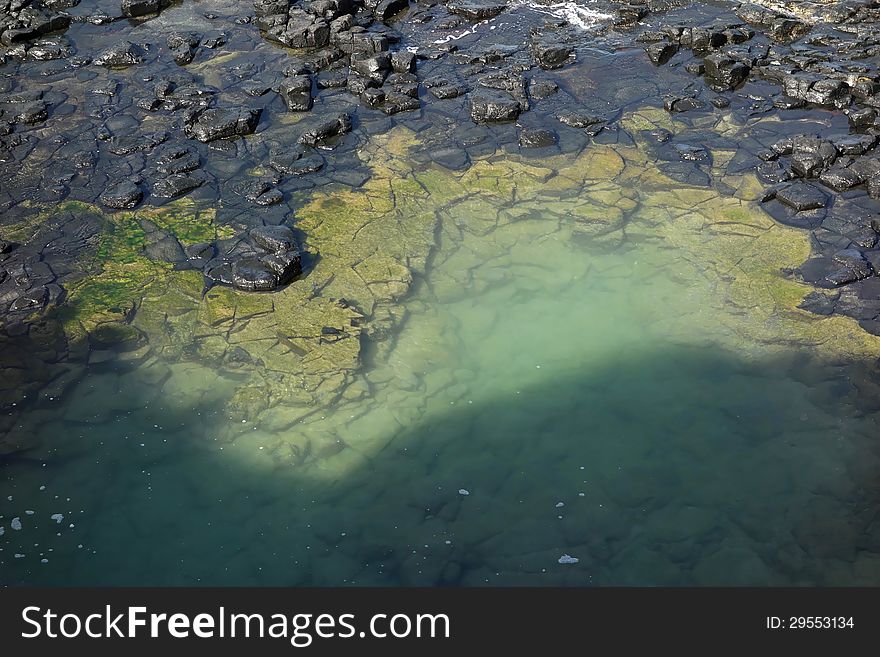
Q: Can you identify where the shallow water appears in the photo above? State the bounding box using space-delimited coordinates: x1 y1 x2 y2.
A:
3 132 880 585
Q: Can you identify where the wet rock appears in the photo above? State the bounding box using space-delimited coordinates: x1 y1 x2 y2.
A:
703 53 750 91
831 134 877 157
818 167 864 192
352 53 391 85
782 74 851 109
391 50 416 74
674 144 708 162
361 87 385 108
774 182 827 212
447 0 507 21
155 145 200 174
375 0 409 22
185 107 261 142
519 128 557 148
185 242 216 268
381 92 420 115
141 219 186 263
94 41 145 67
152 173 203 199
790 137 837 178
299 112 352 147
469 93 521 124
425 77 466 99
848 107 876 130
167 32 200 66
205 225 302 292
99 180 142 209
9 100 47 124
280 75 313 111
664 96 705 113
556 112 604 129
529 80 558 99
529 35 574 70
645 41 678 66
122 0 171 18
826 249 873 286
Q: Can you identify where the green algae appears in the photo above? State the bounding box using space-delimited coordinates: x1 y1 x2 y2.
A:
14 107 880 428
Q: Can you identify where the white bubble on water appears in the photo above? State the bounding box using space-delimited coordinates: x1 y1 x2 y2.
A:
11 517 22 531
50 514 64 524
558 554 579 564
458 489 470 496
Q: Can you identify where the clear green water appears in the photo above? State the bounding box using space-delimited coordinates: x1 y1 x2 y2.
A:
3 134 880 586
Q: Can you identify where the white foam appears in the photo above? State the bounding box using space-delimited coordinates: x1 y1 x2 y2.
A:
517 1 613 30
430 1 611 45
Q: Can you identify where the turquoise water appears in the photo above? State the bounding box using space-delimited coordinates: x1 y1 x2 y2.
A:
3 148 880 586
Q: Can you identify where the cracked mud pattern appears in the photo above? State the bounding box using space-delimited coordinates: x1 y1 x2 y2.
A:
3 1 880 584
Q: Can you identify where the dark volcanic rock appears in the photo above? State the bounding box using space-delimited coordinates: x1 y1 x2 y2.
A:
645 41 678 66
519 128 557 148
299 113 352 146
205 225 302 292
99 181 143 209
280 75 313 111
703 53 750 91
186 107 262 142
152 174 203 199
826 249 873 286
122 0 171 18
529 34 574 70
818 167 864 192
774 182 827 212
447 0 507 21
469 93 521 123
94 41 145 67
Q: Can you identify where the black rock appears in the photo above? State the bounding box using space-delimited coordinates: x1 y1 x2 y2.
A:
299 113 352 146
703 53 750 91
122 0 171 18
375 0 409 22
204 225 302 292
818 167 864 192
826 249 873 286
361 87 385 108
645 41 678 66
530 38 574 70
280 75 313 111
790 137 837 178
447 0 507 21
391 50 416 74
381 92 420 115
519 128 557 148
469 93 521 123
556 112 605 129
774 182 827 212
94 41 145 67
141 219 186 263
674 143 708 162
352 53 391 84
251 225 297 253
664 96 705 113
848 107 877 130
152 174 203 198
529 80 558 99
186 107 261 142
99 180 143 209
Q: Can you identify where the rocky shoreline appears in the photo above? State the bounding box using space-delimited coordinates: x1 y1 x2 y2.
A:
4 0 880 444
